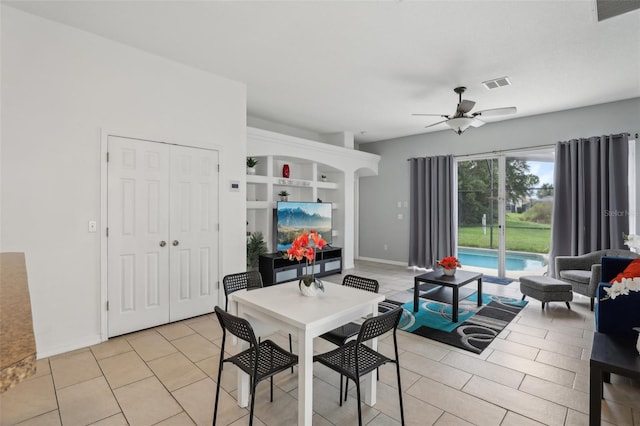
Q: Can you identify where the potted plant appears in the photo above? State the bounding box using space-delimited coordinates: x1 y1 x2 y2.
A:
246 232 267 271
278 190 289 201
246 157 258 175
320 174 327 182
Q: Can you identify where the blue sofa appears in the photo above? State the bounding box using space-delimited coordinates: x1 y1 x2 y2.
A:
595 256 640 338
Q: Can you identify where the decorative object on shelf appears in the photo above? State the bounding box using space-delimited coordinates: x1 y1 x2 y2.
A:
246 157 258 175
437 256 461 276
284 230 327 296
278 190 289 202
246 232 267 271
282 164 290 178
623 233 640 253
635 327 640 355
321 174 327 182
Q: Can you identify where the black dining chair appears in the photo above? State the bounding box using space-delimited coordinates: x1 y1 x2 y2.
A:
319 274 379 403
222 271 294 372
213 306 298 426
313 306 405 426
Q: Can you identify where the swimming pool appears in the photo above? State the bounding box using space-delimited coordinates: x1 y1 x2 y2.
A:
458 247 547 271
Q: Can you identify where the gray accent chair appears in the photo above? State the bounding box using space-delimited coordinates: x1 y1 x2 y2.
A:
555 249 639 311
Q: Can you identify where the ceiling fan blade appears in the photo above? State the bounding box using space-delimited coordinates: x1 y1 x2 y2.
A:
412 113 450 118
472 106 517 117
457 100 476 114
424 120 448 129
470 118 486 128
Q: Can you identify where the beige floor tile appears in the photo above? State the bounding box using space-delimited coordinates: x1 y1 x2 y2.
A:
193 378 247 425
127 331 177 361
13 410 60 426
90 413 128 425
399 351 472 390
545 330 594 350
406 376 506 426
505 321 548 338
309 378 379 426
500 411 546 426
432 412 474 425
600 399 634 426
113 376 182 425
248 383 299 425
148 351 207 391
0 375 57 425
154 412 196 425
195 354 239 393
463 375 567 426
441 351 524 389
395 333 449 362
487 349 575 386
487 337 539 360
573 373 590 393
29 359 51 380
171 377 220 425
373 380 442 426
156 321 196 341
186 316 223 341
57 376 121 426
49 350 102 389
98 350 154 389
535 349 589 375
506 330 583 358
519 375 589 414
90 337 133 360
172 332 219 362
17 410 62 426
367 412 401 426
565 408 617 426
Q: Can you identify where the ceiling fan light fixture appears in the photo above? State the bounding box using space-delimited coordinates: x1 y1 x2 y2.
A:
445 117 476 135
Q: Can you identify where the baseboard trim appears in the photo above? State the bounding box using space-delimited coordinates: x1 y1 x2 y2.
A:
356 256 408 267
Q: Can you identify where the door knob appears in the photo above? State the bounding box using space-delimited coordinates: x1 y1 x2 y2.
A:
159 241 167 247
172 240 179 246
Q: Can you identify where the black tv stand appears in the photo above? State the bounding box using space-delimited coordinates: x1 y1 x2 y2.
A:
259 247 342 286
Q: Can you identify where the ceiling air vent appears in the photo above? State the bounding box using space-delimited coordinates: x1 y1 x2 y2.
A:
595 0 640 21
482 77 511 90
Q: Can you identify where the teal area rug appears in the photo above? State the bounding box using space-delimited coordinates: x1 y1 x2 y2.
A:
382 290 527 354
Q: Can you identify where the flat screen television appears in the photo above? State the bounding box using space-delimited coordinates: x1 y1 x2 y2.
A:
276 201 332 251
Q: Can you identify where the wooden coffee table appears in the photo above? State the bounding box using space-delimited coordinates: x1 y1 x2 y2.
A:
413 270 483 322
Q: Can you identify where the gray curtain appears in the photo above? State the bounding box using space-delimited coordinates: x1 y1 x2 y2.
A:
549 134 629 276
408 155 455 268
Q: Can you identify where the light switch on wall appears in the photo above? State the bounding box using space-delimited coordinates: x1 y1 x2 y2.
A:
88 220 97 233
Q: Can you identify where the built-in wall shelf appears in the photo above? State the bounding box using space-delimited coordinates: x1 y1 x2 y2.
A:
246 127 381 267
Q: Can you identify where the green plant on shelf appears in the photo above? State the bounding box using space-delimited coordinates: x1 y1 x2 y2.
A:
246 157 258 168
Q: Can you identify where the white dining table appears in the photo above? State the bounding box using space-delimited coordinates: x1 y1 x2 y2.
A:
230 280 385 426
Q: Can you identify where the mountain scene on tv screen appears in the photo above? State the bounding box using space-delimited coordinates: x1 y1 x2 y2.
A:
278 206 331 250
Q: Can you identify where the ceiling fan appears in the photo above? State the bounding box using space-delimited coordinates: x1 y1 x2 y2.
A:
413 86 517 135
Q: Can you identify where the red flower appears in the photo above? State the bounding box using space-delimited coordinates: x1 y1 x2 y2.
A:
437 256 461 270
284 231 327 287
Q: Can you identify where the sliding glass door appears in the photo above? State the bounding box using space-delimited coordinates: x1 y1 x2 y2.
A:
456 149 554 278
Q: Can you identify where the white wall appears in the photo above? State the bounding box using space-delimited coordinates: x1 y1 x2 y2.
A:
1 6 247 357
359 98 640 263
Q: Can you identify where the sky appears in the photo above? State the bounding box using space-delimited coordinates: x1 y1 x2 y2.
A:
528 161 554 186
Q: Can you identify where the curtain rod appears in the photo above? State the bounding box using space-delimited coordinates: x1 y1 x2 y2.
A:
407 132 638 161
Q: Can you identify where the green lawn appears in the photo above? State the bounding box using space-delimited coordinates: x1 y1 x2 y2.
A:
458 214 551 253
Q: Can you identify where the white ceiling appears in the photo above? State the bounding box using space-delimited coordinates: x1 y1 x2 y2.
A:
5 0 640 143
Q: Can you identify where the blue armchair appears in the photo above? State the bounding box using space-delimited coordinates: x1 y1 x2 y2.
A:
595 256 640 338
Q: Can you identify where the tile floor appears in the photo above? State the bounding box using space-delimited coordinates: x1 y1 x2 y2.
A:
2 260 639 425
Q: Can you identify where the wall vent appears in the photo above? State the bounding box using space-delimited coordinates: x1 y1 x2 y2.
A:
482 77 511 90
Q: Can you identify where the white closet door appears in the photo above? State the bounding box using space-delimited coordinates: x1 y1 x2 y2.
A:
168 145 219 322
107 136 171 336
